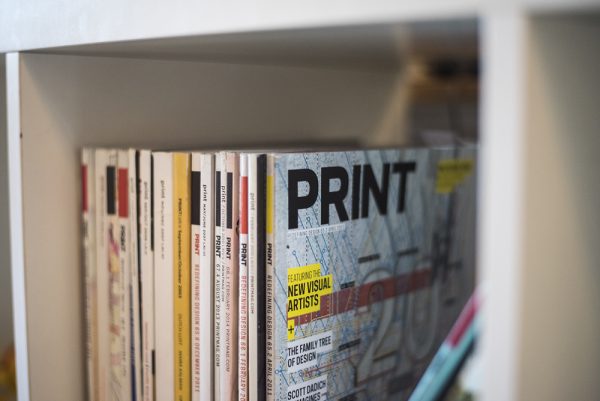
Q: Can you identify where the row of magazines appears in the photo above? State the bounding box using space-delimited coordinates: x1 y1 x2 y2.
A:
80 145 478 401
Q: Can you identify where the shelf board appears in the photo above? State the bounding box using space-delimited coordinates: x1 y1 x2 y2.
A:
30 20 478 71
0 0 479 53
1 0 597 54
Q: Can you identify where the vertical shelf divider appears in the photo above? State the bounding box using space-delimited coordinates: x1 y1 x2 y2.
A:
479 9 528 401
6 51 31 401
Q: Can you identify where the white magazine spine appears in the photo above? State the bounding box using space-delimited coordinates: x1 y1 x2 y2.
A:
153 152 174 401
221 152 239 401
94 149 109 401
107 149 124 400
247 154 258 401
191 154 202 401
139 150 154 401
199 154 214 401
117 150 132 401
213 153 224 399
82 148 98 401
238 154 249 401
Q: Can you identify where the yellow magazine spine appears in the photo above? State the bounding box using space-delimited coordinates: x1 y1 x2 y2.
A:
265 155 275 401
173 153 191 401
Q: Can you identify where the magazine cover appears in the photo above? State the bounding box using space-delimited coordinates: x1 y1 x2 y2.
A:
267 147 476 401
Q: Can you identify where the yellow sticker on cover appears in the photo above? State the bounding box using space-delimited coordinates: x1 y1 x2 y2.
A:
436 159 474 194
287 263 333 318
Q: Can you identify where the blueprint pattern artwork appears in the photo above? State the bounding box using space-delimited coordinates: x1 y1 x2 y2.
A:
270 147 477 401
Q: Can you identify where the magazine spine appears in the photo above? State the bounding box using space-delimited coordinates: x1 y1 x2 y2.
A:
94 149 110 401
221 152 239 401
213 153 224 399
129 149 142 401
199 154 215 401
117 150 132 400
246 154 266 401
255 155 267 401
139 150 154 401
173 153 191 401
265 154 275 401
247 154 258 401
82 148 98 401
153 152 174 401
107 150 123 399
238 154 249 401
191 154 201 401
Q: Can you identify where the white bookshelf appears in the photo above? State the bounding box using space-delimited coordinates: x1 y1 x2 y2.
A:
2 2 599 401
0 51 13 356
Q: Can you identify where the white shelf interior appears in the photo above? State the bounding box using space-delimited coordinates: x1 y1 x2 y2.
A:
7 19 479 401
515 13 600 400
